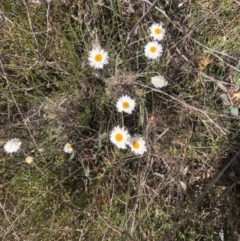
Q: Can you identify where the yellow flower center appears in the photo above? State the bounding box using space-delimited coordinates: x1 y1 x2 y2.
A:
115 133 123 142
132 141 140 149
66 144 72 150
154 28 161 35
122 101 129 109
150 46 157 53
25 156 33 164
95 53 102 62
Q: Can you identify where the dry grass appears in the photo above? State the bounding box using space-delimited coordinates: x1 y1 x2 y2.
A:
1 0 240 240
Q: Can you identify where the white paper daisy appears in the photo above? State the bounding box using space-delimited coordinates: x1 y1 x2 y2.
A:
88 47 109 69
64 143 73 154
128 135 147 155
4 138 22 154
144 41 163 59
116 95 136 114
110 126 130 149
151 75 168 88
149 23 166 41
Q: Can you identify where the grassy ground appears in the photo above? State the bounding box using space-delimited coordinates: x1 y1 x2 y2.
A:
1 0 240 240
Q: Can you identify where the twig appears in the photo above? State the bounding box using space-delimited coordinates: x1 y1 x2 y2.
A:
0 203 13 227
44 1 51 50
135 82 227 135
192 38 238 62
142 0 183 33
206 50 240 73
171 151 240 239
193 151 240 208
23 0 39 52
0 9 13 24
155 127 169 142
199 71 237 87
126 0 158 44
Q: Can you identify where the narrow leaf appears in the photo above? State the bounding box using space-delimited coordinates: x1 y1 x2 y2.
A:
216 81 228 92
69 151 76 161
84 165 90 177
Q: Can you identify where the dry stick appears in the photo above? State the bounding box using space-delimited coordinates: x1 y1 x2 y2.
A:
126 0 158 44
193 151 240 208
142 0 182 33
200 71 238 87
135 82 227 135
171 151 240 239
207 50 240 73
0 9 13 24
0 203 17 236
192 38 238 61
44 1 51 50
23 0 39 51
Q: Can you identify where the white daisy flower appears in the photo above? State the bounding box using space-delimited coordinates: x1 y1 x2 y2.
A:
149 23 166 41
4 138 22 154
144 41 163 59
128 135 147 155
64 143 73 154
25 156 33 164
110 126 130 149
88 47 109 69
151 75 168 88
116 95 136 114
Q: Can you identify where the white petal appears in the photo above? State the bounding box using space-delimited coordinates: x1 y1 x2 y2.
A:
144 41 163 59
116 95 136 114
128 136 147 155
4 138 22 154
110 126 130 149
88 48 109 69
149 23 166 41
151 75 168 88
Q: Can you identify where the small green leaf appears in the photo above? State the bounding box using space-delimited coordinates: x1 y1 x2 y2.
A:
234 77 240 85
230 107 239 116
220 94 230 106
